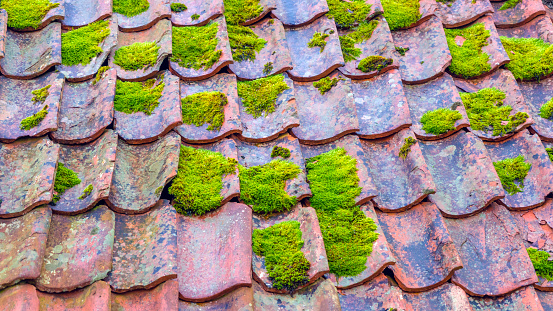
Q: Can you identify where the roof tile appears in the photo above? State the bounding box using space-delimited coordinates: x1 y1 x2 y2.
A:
271 0 328 27
0 9 6 59
338 274 405 311
0 283 39 311
519 75 553 141
114 0 171 32
170 0 224 26
253 278 341 310
537 290 553 311
436 0 494 28
410 0 439 29
62 0 112 28
241 0 277 26
496 14 553 43
403 282 473 310
37 280 111 311
111 279 179 311
469 285 545 311
492 0 546 28
178 286 253 311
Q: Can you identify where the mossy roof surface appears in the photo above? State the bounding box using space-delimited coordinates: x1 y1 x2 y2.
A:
114 41 161 71
228 24 267 62
326 0 372 29
493 155 531 195
223 0 264 25
172 22 222 71
1 0 59 30
237 74 290 118
31 85 51 103
500 36 553 81
181 91 228 131
61 20 110 66
420 108 462 135
445 23 491 79
114 76 165 115
357 55 393 72
339 20 379 62
20 105 49 131
380 0 421 31
53 163 81 204
113 0 149 17
313 77 342 95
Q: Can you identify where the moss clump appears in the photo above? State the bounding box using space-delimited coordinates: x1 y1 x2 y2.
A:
271 146 291 158
339 20 379 62
191 14 200 20
500 37 553 81
308 32 330 52
380 0 421 31
547 148 553 162
79 185 93 200
499 0 521 10
114 77 165 115
113 42 160 71
313 77 342 95
92 66 110 85
263 62 273 75
398 136 416 159
32 85 51 103
181 91 227 131
326 0 372 29
0 0 59 30
305 148 379 277
493 155 531 195
53 163 81 204
169 146 237 216
395 46 410 56
223 0 264 25
20 105 48 131
528 248 553 281
252 221 310 291
170 3 187 12
357 55 393 72
445 23 491 79
172 23 222 71
61 20 110 66
460 88 529 136
228 25 267 62
420 108 462 135
237 74 290 118
113 0 149 17
540 98 553 119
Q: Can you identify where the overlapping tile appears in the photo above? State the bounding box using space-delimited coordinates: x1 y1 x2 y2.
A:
37 280 111 310
271 0 328 27
520 75 553 141
253 279 341 310
537 290 553 310
62 0 112 28
170 0 223 26
114 0 171 32
178 202 252 302
403 0 439 29
239 0 277 25
0 137 59 218
338 274 405 311
5 0 64 32
178 286 253 311
469 285 545 311
34 206 115 293
376 202 463 292
107 132 180 214
492 0 546 28
436 0 494 28
403 282 473 310
111 280 179 311
0 284 39 311
497 14 553 42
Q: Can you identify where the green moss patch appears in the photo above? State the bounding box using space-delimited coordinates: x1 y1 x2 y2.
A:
171 3 187 12
339 20 379 62
547 148 553 162
223 0 264 25
181 91 227 131
172 23 222 71
228 25 267 62
398 136 416 159
20 105 48 131
169 146 237 216
445 23 491 79
1 0 59 30
500 37 553 81
53 163 81 204
357 55 393 72
528 248 553 281
420 108 462 135
113 41 160 71
237 74 290 118
395 46 410 56
460 88 529 136
79 185 93 200
253 221 310 291
113 0 149 17
326 0 372 29
114 76 165 115
493 155 531 195
308 32 330 52
92 66 110 85
32 85 51 103
313 77 342 95
61 20 110 66
271 146 291 158
380 0 421 31
191 14 200 20
499 0 521 10
540 98 553 119
263 62 273 75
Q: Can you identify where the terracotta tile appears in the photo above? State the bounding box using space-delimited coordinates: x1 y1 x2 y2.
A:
364 0 385 18
338 274 406 311
469 285 545 311
291 71 359 144
361 128 436 212
350 69 412 139
228 18 293 80
114 0 171 32
50 69 116 144
0 72 64 142
437 0 494 28
51 130 117 215
252 204 328 293
376 202 463 292
497 14 553 43
236 135 311 201
285 16 344 82
239 0 277 26
254 278 340 310
170 0 224 26
57 17 118 82
445 202 538 296
410 0 439 29
178 286 253 311
418 130 505 217
0 23 61 79
0 9 6 59
0 284 39 311
37 281 111 311
391 16 452 84
6 0 64 32
537 290 553 310
519 76 553 142
454 69 534 141
0 207 51 289
0 137 59 218
107 132 180 214
35 206 115 293
111 280 179 311
300 134 378 204
271 0 328 27
403 282 472 311
109 19 172 81
169 17 233 81
178 202 252 302
492 0 546 28
338 16 399 80
62 0 112 28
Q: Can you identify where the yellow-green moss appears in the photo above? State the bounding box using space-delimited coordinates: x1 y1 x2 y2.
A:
61 20 110 66
445 23 491 79
53 163 81 204
252 221 310 291
263 62 274 75
326 0 373 29
500 36 553 81
78 185 93 200
170 3 187 12
313 76 342 95
339 20 379 62
271 146 291 159
223 0 264 25
113 41 160 71
113 0 149 17
169 146 237 215
228 24 267 62
181 91 227 131
357 55 393 72
540 98 553 119
499 0 521 10
0 0 59 30
92 66 110 85
493 155 531 195
237 74 290 118
528 248 553 281
308 32 330 52
32 85 51 103
395 46 410 56
420 108 462 135
20 105 48 131
547 148 553 162
172 23 222 70
380 0 421 31
114 76 164 115
398 136 416 159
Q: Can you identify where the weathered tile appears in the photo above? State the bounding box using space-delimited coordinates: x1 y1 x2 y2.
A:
0 207 51 289
114 0 171 32
391 16 452 84
361 128 436 212
178 286 253 311
51 130 117 215
170 0 223 26
35 206 115 293
351 69 412 138
0 72 64 142
338 274 406 311
537 290 553 311
292 71 359 144
57 16 118 82
0 23 61 79
178 202 252 302
111 280 179 311
62 0 112 28
271 0 328 27
408 0 439 29
37 281 111 311
236 0 276 26
300 134 378 204
419 130 505 217
445 202 538 296
285 16 345 81
228 18 293 80
6 0 64 32
469 285 545 311
519 76 553 142
109 19 172 81
497 14 553 43
107 132 180 214
0 137 59 218
51 68 116 144
0 284 39 311
403 282 473 310
437 0 494 28
492 0 546 28
0 9 6 59
253 278 341 310
376 202 463 292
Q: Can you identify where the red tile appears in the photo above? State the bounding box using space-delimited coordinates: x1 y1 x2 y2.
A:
0 284 39 311
497 14 553 43
271 0 328 27
37 281 111 311
62 0 112 28
253 278 341 310
338 274 406 311
469 285 545 311
520 76 553 142
239 0 276 26
403 282 472 310
114 0 171 32
492 0 546 28
178 286 253 311
437 0 494 28
410 0 439 29
111 280 179 311
170 0 224 26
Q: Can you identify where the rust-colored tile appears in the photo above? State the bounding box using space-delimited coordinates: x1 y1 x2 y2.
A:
403 282 472 311
497 14 553 42
0 72 64 143
170 0 223 26
519 76 553 142
492 0 546 28
62 0 112 28
6 0 64 32
35 206 115 293
437 0 494 28
115 0 171 32
111 280 179 311
178 286 253 311
178 202 252 302
469 285 545 311
253 278 341 310
37 281 111 311
0 284 38 311
0 137 59 218
376 202 463 292
338 274 406 311
537 290 553 310
107 132 180 214
0 10 6 59
271 0 328 27
445 202 538 296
